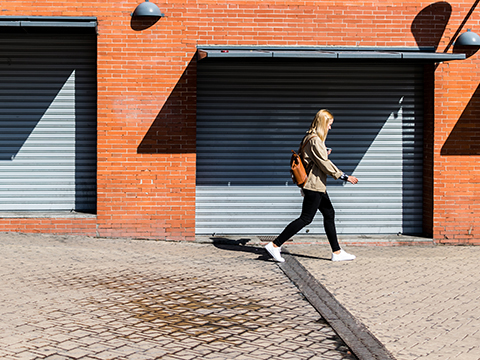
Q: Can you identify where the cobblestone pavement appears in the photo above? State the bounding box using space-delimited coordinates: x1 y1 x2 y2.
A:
0 233 356 360
285 244 480 360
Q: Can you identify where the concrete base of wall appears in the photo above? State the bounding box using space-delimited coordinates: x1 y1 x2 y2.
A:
195 234 435 246
0 212 96 218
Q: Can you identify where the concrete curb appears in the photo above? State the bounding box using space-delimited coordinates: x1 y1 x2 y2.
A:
279 251 396 360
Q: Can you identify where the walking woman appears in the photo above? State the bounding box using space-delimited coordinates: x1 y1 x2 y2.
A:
265 109 358 262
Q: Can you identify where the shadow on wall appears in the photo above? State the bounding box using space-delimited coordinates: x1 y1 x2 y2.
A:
411 2 452 49
130 17 162 31
137 60 197 154
411 2 480 156
441 84 480 155
412 0 479 56
445 0 480 56
451 0 480 58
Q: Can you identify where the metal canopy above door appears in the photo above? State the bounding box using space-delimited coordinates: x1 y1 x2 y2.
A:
0 16 97 30
197 46 465 62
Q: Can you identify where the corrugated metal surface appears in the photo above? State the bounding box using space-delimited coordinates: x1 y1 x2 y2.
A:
196 59 423 235
0 34 96 212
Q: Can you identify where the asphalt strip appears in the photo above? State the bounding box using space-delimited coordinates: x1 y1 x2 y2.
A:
279 251 396 360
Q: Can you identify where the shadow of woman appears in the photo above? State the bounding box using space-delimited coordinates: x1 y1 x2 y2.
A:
210 238 330 262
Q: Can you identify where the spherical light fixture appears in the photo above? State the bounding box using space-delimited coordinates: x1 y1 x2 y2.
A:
131 0 164 17
455 29 480 47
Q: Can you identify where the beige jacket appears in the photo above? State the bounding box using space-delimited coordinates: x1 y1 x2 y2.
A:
301 134 343 193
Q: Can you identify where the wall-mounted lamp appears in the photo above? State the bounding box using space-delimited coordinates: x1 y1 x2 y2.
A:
131 0 164 31
131 0 164 17
455 29 480 46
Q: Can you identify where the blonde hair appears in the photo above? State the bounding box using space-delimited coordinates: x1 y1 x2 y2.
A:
307 109 334 142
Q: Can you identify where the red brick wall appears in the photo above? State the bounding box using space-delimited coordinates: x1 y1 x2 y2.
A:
434 59 480 245
0 1 479 243
0 218 97 236
430 1 480 245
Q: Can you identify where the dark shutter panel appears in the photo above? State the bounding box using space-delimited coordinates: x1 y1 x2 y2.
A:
0 33 96 211
196 59 423 235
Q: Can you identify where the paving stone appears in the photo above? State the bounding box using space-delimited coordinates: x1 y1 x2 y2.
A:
93 350 126 360
0 233 356 360
57 340 84 351
56 347 92 359
11 351 39 360
289 244 480 360
44 355 75 360
123 352 158 360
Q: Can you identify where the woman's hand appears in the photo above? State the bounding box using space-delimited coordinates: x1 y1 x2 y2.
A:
347 176 358 185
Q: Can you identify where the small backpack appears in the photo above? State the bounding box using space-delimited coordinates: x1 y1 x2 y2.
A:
290 135 316 188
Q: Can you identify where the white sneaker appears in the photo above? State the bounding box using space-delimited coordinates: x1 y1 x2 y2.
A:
265 242 285 263
331 249 356 262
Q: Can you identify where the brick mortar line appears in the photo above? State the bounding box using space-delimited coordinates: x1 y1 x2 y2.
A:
279 252 396 360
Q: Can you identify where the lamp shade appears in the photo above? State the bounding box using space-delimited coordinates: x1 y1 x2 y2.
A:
455 29 480 46
132 0 164 17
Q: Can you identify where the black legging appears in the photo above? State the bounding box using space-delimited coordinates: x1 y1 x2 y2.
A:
273 189 341 252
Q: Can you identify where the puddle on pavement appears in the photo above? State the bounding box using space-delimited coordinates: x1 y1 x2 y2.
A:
3 262 359 360
46 270 356 358
63 272 270 342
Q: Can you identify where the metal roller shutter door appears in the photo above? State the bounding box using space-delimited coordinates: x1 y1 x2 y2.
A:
196 59 423 235
0 33 96 212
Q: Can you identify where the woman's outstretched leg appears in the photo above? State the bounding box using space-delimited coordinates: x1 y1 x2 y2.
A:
273 189 322 247
265 190 321 262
